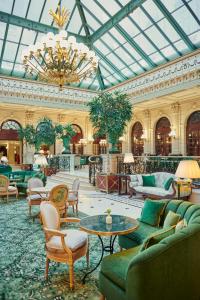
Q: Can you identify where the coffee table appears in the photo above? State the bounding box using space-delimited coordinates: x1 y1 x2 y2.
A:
80 214 138 283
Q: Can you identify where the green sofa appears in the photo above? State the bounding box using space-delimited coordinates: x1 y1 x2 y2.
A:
99 200 200 300
0 165 12 174
4 171 46 194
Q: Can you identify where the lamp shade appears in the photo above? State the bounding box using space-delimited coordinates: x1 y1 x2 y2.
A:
175 160 200 179
124 153 134 163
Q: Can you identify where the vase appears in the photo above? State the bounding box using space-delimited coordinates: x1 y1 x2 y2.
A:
62 136 71 154
109 137 120 154
106 213 112 224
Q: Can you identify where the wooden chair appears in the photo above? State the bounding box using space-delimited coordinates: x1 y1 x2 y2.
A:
26 177 47 217
40 201 89 289
0 175 18 202
67 179 80 215
48 184 68 217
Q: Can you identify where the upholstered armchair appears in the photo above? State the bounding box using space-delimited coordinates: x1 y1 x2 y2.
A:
48 184 68 217
27 177 47 217
0 174 18 201
40 201 89 289
67 179 80 215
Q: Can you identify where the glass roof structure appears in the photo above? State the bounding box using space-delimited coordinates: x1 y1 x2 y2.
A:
0 0 199 91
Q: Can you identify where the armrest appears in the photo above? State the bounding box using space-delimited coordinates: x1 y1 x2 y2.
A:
44 228 66 237
60 217 81 223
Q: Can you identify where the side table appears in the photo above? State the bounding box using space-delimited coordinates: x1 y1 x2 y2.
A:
96 174 118 193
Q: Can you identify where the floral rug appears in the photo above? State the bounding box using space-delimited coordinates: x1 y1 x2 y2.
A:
0 198 113 300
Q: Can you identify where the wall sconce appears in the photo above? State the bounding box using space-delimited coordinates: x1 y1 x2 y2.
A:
79 138 87 146
99 139 107 146
169 129 176 139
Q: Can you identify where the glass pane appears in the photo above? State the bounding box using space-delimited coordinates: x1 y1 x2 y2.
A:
1 61 13 70
7 25 22 43
122 67 134 77
101 33 118 50
114 47 134 65
119 17 140 37
12 64 25 75
160 45 179 59
109 28 126 44
172 6 199 34
139 59 151 69
106 75 119 84
130 63 143 74
27 0 45 21
13 0 30 17
123 42 142 60
97 0 120 15
145 25 168 48
21 29 36 45
149 52 165 64
142 0 164 22
67 7 82 34
99 65 111 77
130 7 152 30
0 22 6 39
82 0 109 24
83 9 101 31
189 0 200 20
3 42 18 61
134 33 156 55
40 0 58 25
16 45 27 63
161 0 183 12
158 18 181 42
0 40 3 57
0 0 14 13
189 30 200 46
106 52 126 69
94 40 110 55
174 40 189 53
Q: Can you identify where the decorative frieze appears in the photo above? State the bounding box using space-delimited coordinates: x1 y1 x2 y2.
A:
171 102 180 114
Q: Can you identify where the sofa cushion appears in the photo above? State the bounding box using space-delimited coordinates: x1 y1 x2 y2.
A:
163 211 181 228
140 200 166 226
153 172 175 188
164 177 174 190
134 186 174 197
175 219 187 232
142 175 156 187
140 226 175 251
101 245 141 290
118 221 160 249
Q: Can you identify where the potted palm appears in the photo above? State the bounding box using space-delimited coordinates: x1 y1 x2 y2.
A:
87 91 132 153
55 123 76 154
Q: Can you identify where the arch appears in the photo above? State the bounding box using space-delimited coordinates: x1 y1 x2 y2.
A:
0 119 22 140
155 117 171 156
186 111 200 156
131 122 144 155
71 124 83 154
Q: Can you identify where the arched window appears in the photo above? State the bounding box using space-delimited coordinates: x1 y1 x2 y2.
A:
155 117 171 156
0 119 21 140
131 122 144 155
71 124 83 154
186 111 200 156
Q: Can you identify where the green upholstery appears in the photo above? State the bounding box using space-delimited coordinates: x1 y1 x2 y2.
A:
163 211 181 228
142 175 156 187
100 200 200 300
140 199 166 226
0 165 12 173
164 177 173 190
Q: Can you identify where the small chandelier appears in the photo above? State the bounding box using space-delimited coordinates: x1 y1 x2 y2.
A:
21 3 98 89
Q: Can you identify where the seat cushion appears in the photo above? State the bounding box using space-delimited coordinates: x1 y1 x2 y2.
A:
68 193 77 201
8 186 17 192
118 221 160 249
163 211 181 228
27 194 47 201
101 245 141 290
134 186 173 197
46 229 88 252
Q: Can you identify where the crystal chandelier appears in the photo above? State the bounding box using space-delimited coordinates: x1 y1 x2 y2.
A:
21 4 98 89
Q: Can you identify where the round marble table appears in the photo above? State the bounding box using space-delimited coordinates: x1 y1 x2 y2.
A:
80 214 138 283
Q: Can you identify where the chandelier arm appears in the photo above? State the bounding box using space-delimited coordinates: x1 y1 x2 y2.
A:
38 51 50 69
76 60 92 75
26 58 46 74
72 55 86 71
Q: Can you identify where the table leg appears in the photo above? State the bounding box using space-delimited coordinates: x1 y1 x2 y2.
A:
82 235 104 284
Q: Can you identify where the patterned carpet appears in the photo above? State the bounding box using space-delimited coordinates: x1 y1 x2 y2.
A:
0 198 108 300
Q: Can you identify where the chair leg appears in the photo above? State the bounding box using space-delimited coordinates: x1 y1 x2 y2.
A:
69 263 74 290
86 247 90 268
99 294 105 300
76 204 78 215
45 258 49 280
72 205 75 213
29 205 32 217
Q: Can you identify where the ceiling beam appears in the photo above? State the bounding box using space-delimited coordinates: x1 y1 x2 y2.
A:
76 0 105 90
90 0 146 43
0 11 87 43
153 0 196 51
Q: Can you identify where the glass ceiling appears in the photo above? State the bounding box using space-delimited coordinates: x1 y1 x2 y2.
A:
0 0 199 91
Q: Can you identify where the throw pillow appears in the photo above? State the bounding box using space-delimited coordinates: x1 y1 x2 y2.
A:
140 226 175 251
142 175 156 187
163 211 181 228
164 177 174 190
175 219 187 232
140 200 166 227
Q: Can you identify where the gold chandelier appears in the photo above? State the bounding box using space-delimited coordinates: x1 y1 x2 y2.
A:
21 4 98 89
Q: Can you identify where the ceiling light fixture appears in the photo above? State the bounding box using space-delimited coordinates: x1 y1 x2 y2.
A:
21 2 98 89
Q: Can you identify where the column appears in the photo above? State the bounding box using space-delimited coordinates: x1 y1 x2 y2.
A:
170 103 180 154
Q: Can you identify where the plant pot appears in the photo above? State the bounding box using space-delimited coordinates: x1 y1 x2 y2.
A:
62 136 71 154
109 143 120 154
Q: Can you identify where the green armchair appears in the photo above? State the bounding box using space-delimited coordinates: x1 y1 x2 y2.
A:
99 200 200 300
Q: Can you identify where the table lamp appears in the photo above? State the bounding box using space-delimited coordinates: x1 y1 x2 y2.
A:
123 153 134 174
175 160 200 199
